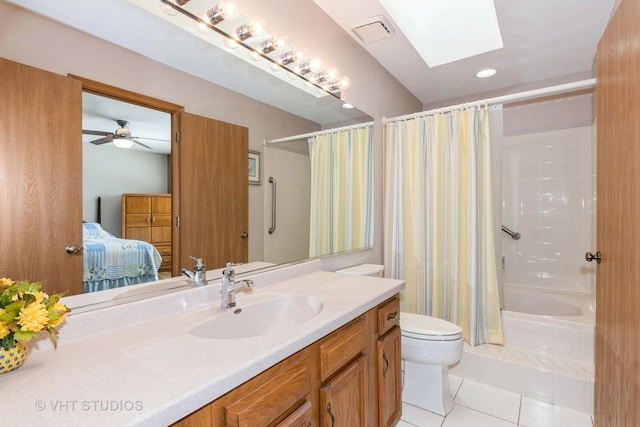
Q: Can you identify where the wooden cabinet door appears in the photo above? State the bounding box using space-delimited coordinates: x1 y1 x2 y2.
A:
0 57 83 296
378 326 402 427
320 355 367 427
179 112 248 270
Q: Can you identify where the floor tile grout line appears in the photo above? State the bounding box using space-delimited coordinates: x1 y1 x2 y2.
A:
517 395 523 426
453 402 521 425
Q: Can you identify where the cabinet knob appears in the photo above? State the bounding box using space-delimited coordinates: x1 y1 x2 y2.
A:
240 232 248 239
585 251 602 264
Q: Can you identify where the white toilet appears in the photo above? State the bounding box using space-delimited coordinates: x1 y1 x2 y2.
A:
335 264 464 416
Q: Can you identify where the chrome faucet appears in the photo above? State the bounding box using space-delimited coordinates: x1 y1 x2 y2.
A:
181 256 207 286
220 262 254 308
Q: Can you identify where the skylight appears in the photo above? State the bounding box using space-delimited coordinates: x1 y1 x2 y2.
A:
379 0 504 67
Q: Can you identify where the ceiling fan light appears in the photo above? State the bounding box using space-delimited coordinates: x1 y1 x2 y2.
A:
113 138 134 149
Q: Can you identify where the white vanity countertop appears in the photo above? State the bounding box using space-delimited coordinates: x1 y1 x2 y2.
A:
4 262 404 426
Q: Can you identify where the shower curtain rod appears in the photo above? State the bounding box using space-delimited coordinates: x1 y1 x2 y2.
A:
383 78 597 124
264 121 374 145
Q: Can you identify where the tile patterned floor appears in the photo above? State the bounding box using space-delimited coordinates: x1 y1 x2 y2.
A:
398 376 594 427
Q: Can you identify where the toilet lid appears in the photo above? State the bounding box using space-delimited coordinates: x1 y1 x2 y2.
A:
400 312 463 341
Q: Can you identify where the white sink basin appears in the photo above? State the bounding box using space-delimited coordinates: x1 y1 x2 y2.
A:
189 294 323 340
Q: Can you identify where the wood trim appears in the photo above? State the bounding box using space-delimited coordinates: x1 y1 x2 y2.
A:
68 74 184 113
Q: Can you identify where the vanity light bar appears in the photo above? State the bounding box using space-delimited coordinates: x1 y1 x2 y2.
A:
159 0 351 98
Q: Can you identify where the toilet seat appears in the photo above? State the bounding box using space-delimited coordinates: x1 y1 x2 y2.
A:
400 312 463 342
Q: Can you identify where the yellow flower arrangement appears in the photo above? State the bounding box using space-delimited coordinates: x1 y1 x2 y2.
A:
0 278 70 351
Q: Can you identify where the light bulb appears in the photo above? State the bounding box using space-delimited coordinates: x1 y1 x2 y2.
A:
326 68 339 82
309 58 323 73
338 76 351 90
225 37 240 50
249 51 262 61
235 18 266 41
206 1 238 25
248 18 266 37
195 20 209 33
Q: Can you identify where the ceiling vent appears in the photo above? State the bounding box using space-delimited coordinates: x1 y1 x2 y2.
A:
351 16 395 44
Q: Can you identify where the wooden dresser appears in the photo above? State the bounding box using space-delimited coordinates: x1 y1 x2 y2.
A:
121 193 172 273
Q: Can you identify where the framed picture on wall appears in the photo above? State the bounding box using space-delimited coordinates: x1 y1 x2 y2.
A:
248 150 261 185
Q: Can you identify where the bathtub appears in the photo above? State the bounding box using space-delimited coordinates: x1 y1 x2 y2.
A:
501 284 595 363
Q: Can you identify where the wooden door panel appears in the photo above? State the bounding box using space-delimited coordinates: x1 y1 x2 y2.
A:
179 112 248 271
595 0 640 425
320 355 367 427
151 226 172 244
152 196 171 214
125 196 151 214
0 58 83 296
152 214 172 228
378 326 402 427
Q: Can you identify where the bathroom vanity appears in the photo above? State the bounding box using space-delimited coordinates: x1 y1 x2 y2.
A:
4 260 404 426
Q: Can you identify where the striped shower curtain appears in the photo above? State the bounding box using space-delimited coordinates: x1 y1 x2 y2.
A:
308 125 374 257
383 105 503 346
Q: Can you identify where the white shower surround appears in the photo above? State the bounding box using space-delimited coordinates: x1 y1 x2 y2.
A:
502 125 596 295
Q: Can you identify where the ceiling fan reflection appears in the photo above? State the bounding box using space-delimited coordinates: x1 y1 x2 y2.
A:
82 119 169 149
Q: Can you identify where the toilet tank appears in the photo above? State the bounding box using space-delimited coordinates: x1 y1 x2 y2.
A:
335 264 384 277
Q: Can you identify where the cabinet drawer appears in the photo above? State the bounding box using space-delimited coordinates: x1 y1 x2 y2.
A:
155 245 172 256
276 400 312 427
126 213 150 228
320 316 366 382
224 353 311 426
377 296 400 335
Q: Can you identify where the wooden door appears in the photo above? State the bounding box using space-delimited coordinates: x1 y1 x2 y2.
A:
0 58 83 296
123 195 152 241
378 326 402 427
594 0 640 425
320 355 367 427
179 112 248 271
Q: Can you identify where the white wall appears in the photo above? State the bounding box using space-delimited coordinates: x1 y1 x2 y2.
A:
502 125 596 294
82 144 169 237
262 147 311 264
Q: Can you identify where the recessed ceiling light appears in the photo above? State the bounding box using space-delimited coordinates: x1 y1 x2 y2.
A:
476 68 497 78
342 103 354 109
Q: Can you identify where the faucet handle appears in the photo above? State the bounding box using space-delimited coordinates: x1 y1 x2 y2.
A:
223 262 235 278
190 256 205 271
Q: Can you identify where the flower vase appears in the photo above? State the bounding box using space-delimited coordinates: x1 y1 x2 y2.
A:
0 342 28 375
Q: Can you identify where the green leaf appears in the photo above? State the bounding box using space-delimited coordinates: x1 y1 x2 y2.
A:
47 326 59 348
13 330 36 343
0 335 15 351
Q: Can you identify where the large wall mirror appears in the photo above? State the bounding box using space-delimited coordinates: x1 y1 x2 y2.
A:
1 0 374 309
0 0 371 310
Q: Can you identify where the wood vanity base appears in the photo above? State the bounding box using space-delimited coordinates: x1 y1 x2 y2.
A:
172 294 402 427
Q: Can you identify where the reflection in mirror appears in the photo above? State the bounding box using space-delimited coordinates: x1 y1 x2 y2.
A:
263 122 374 264
81 93 173 294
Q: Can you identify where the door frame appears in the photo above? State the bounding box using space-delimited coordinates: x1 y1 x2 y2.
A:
70 75 185 277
